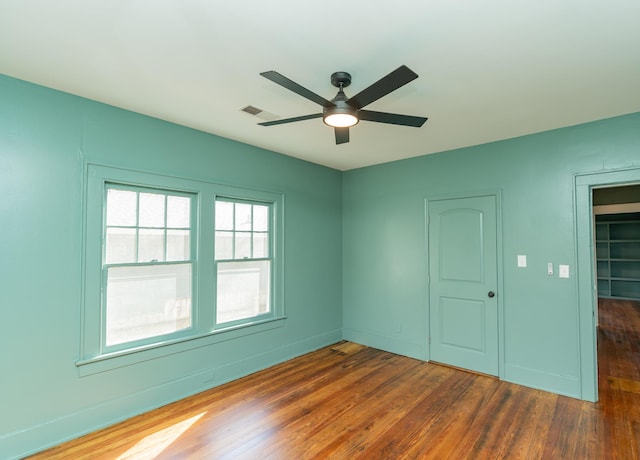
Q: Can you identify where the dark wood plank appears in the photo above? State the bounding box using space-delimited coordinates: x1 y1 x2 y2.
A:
28 299 640 459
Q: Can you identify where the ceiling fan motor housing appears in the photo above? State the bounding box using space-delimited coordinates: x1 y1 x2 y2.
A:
323 90 359 127
324 72 359 127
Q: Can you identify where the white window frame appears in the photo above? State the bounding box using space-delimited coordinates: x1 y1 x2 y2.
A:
78 163 285 375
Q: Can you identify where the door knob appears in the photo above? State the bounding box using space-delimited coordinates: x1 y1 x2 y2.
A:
488 291 495 298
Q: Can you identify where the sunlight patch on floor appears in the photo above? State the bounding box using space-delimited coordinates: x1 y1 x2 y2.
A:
116 412 206 460
330 341 365 355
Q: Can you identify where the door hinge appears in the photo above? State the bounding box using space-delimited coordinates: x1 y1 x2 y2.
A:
428 336 431 344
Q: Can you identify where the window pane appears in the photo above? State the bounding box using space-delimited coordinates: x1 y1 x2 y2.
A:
215 201 234 230
167 229 190 261
215 231 233 260
106 263 192 346
105 227 136 264
139 192 165 227
253 233 268 258
235 232 251 259
106 189 137 226
253 205 268 231
216 260 270 323
167 196 190 228
235 203 252 231
138 228 165 262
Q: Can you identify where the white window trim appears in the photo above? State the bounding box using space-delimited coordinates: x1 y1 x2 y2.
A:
78 163 285 376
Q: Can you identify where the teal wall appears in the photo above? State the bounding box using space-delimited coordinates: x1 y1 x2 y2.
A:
2 71 640 458
343 111 640 399
0 75 343 459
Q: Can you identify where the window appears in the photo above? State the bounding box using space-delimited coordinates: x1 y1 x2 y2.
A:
80 164 284 373
215 199 271 324
104 186 194 348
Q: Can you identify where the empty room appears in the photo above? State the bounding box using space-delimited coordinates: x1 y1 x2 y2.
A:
1 1 639 458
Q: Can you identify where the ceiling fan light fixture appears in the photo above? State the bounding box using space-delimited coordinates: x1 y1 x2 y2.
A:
323 111 359 128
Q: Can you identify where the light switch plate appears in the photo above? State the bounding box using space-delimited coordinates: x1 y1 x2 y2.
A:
517 255 527 268
559 264 569 278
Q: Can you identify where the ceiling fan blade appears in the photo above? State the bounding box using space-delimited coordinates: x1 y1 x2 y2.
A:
359 110 428 127
260 71 336 108
335 127 349 144
347 65 419 109
258 113 323 126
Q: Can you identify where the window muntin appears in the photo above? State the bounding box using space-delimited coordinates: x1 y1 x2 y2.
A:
215 200 272 325
104 185 194 348
105 188 191 264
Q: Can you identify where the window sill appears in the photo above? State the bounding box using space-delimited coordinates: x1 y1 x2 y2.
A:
76 316 286 377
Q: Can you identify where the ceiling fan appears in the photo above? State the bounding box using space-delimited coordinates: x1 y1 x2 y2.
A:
258 65 428 145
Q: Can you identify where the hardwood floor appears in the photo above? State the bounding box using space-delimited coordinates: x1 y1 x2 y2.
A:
29 299 640 459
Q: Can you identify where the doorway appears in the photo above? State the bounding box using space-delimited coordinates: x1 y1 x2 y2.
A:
575 169 640 401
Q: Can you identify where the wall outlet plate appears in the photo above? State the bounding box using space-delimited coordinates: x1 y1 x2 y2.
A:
559 264 569 278
518 255 527 268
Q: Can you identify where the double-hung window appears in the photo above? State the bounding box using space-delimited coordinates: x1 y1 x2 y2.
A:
80 164 284 373
103 186 194 349
214 199 271 325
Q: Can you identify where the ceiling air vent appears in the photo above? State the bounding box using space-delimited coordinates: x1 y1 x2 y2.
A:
241 105 279 122
241 105 263 116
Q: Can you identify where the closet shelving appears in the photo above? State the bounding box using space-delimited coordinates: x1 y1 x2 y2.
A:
596 215 640 300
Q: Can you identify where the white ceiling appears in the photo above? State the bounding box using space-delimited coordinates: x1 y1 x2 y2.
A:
1 1 639 171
